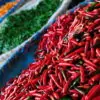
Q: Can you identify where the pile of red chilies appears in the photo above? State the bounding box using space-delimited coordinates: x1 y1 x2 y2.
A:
0 2 100 100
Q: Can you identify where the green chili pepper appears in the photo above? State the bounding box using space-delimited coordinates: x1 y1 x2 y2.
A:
70 77 80 88
60 96 72 100
74 87 85 95
0 0 61 54
27 96 34 100
86 2 98 12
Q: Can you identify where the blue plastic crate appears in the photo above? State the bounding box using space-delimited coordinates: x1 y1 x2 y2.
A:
0 0 95 88
0 0 24 23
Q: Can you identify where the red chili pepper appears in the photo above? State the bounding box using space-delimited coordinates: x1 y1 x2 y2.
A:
84 41 89 55
90 39 95 58
71 38 79 46
79 11 94 18
13 92 25 100
62 82 69 95
49 95 55 100
53 92 60 99
66 47 84 58
58 62 76 67
92 58 100 64
78 41 85 46
83 57 97 69
58 72 63 85
94 19 100 26
49 79 55 91
40 94 48 100
24 78 39 88
0 95 4 100
69 89 79 95
84 63 96 71
96 48 100 57
84 85 100 100
29 91 42 97
50 74 62 89
89 74 100 85
38 85 51 90
71 93 79 100
61 70 67 82
71 73 79 80
78 84 90 89
35 97 41 100
92 96 100 100
62 79 71 94
43 70 48 85
80 66 85 83
66 41 73 53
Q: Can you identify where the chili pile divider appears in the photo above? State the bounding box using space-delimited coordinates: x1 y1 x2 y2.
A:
0 1 100 100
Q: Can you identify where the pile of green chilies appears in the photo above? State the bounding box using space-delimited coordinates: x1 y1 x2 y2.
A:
0 0 61 54
0 1 100 100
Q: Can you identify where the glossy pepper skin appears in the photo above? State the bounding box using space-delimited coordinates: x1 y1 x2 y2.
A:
82 85 100 100
0 1 100 100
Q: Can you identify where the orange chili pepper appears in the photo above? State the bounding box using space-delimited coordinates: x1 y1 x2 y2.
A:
0 1 17 17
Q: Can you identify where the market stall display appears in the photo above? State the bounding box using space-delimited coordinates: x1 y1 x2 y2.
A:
0 1 100 100
0 0 62 54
